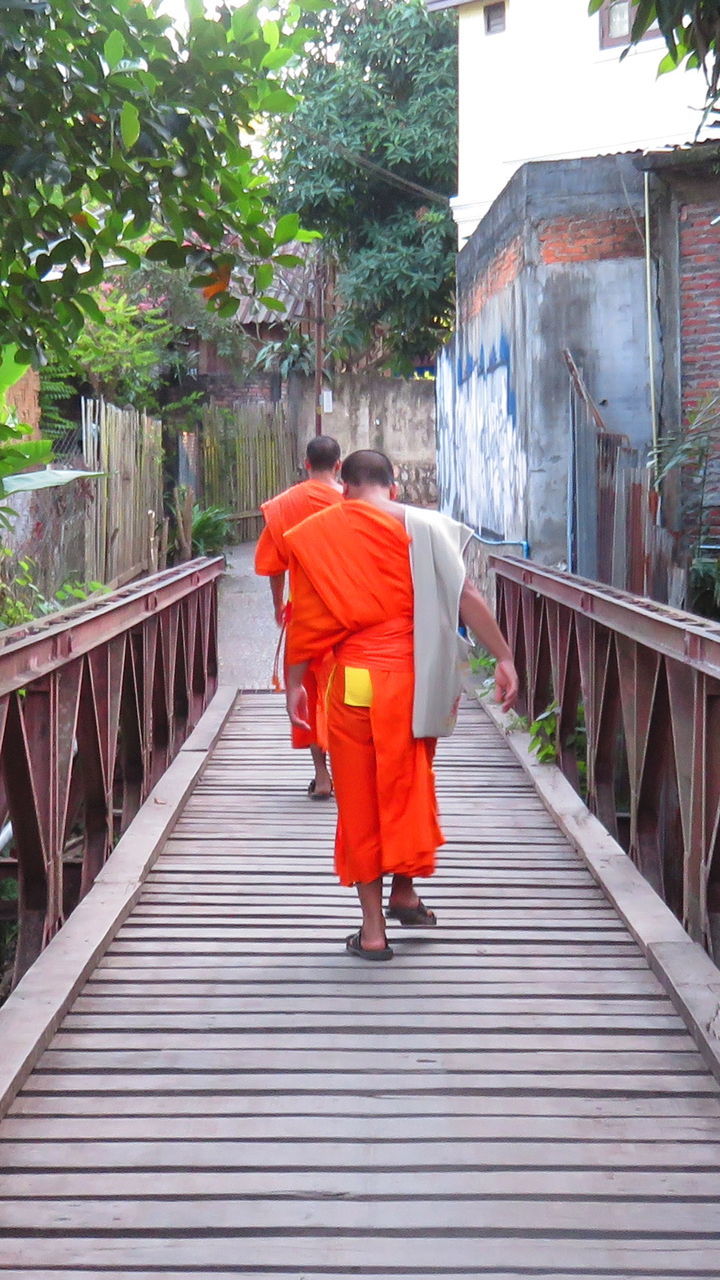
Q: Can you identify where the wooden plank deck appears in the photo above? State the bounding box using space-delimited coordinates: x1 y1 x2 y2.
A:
1 691 720 1277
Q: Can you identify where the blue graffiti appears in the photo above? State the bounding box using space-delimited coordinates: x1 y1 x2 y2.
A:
437 325 527 541
456 334 516 426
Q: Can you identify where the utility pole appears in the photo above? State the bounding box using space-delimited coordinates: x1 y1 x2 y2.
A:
314 251 324 436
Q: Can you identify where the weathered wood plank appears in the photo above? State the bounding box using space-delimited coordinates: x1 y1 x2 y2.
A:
2 694 720 1278
2 1137 720 1169
3 1196 720 1234
21 1069 718 1095
0 1237 718 1272
3 1165 720 1198
4 1113 719 1143
12 1091 718 1118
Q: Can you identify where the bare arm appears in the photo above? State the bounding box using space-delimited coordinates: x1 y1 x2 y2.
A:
459 578 519 712
286 660 311 730
269 572 286 627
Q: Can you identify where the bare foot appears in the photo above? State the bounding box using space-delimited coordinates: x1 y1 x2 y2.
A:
358 925 390 951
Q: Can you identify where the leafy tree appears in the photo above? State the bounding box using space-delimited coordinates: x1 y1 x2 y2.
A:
0 0 316 365
269 0 458 374
71 289 177 408
126 263 251 366
589 1 720 117
39 263 253 431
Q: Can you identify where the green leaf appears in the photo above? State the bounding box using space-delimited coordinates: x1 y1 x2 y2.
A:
104 30 125 70
120 101 140 150
75 293 106 325
261 47 294 71
259 88 298 114
2 469 102 496
258 295 286 313
113 245 142 269
274 212 300 246
273 252 302 268
262 19 280 50
231 5 258 42
657 51 677 75
0 345 29 406
145 239 188 267
254 262 274 291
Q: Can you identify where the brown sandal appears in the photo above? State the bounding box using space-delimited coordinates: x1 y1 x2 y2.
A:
307 779 333 801
385 899 437 927
345 930 394 961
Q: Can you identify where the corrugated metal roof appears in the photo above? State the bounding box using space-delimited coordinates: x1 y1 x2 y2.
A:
636 139 720 170
229 242 317 328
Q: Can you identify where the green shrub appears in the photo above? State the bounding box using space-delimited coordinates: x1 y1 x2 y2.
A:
191 504 233 556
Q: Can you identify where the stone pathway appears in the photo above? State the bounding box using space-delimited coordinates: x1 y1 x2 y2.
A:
217 541 278 690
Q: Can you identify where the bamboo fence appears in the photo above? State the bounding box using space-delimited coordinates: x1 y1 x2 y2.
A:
200 402 297 540
82 399 163 585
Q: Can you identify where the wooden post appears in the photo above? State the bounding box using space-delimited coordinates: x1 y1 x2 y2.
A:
147 510 157 574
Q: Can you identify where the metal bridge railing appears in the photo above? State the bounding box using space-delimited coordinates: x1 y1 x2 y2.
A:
0 558 223 987
490 555 720 962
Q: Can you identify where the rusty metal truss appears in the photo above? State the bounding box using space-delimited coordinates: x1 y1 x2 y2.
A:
0 558 223 986
490 556 720 960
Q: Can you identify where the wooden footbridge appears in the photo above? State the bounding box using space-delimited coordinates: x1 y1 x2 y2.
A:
1 560 720 1277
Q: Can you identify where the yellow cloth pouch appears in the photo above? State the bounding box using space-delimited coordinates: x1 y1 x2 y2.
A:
343 667 373 707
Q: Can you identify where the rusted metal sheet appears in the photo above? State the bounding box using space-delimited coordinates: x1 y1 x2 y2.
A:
490 555 720 960
563 350 684 605
0 559 223 986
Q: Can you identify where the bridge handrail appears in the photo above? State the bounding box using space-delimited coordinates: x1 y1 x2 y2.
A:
0 557 224 986
489 555 720 960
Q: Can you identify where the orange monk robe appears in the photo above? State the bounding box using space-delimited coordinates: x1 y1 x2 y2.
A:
286 500 444 886
254 479 342 750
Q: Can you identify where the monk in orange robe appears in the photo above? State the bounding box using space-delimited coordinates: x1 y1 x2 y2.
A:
285 449 519 960
255 435 343 798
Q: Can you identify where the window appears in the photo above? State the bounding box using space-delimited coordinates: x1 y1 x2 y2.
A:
599 1 659 49
484 2 506 36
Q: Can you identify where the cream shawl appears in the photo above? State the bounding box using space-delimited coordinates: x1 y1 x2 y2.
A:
405 507 473 739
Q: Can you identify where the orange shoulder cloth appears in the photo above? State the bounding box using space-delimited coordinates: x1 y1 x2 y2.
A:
286 500 412 633
262 479 342 544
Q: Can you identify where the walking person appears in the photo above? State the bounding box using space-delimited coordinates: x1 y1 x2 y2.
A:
284 448 519 958
255 434 343 799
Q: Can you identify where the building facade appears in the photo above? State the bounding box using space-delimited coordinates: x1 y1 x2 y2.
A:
436 154 656 567
428 0 708 243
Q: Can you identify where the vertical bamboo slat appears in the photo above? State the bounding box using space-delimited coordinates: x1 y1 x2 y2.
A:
199 402 297 540
82 398 163 586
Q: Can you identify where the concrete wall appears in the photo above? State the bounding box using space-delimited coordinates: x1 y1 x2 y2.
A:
438 154 657 565
453 0 708 243
287 372 437 505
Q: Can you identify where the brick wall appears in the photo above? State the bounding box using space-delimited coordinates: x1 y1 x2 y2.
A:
462 235 524 321
538 213 644 266
675 199 720 543
461 212 646 324
678 200 720 419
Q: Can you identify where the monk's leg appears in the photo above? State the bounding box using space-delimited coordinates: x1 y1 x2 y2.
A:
388 873 422 913
328 674 388 948
355 877 386 951
309 744 332 797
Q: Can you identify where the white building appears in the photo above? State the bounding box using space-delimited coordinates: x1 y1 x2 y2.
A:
428 0 709 243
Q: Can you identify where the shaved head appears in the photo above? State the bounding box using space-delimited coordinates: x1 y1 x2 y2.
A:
305 435 341 471
341 449 395 489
